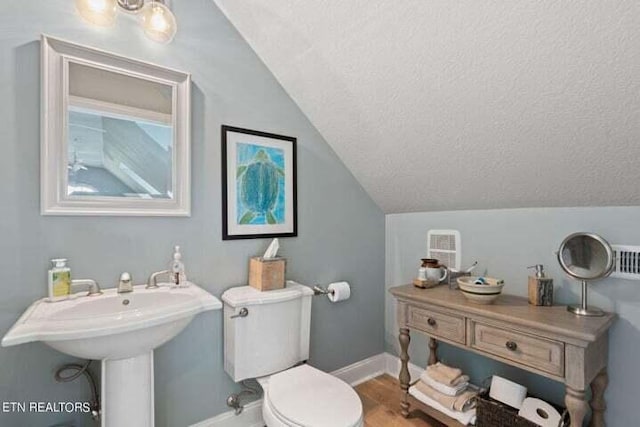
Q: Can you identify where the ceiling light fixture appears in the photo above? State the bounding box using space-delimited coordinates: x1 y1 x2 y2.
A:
75 0 177 44
139 1 177 44
75 0 118 27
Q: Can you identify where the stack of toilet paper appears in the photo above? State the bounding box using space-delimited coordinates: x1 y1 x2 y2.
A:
489 375 562 427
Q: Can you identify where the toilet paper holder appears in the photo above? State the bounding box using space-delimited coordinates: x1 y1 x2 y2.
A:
310 282 351 303
312 285 335 296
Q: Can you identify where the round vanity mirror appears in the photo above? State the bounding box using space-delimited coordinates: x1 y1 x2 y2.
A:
557 232 614 316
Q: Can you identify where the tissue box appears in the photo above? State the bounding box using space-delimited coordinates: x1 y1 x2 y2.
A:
249 257 286 291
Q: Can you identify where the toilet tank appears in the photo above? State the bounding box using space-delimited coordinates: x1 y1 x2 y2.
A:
223 281 313 382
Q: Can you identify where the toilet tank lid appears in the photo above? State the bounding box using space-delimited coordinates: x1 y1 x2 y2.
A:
222 281 313 307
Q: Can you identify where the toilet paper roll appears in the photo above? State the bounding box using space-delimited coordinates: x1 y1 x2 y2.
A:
489 375 527 409
518 398 561 427
327 281 351 302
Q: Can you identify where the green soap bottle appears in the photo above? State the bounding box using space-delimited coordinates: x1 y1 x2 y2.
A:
48 259 71 302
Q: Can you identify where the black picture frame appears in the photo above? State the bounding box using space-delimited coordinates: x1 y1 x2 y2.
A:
221 125 298 240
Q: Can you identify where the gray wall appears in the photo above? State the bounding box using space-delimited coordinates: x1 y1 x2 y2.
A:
0 1 385 426
386 207 640 427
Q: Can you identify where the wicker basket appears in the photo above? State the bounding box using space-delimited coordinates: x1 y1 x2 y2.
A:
476 392 569 427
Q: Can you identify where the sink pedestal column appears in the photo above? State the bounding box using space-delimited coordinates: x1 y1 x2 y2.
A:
101 351 154 427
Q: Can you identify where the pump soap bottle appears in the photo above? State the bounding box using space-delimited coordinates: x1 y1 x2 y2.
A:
527 264 553 306
48 259 71 302
171 246 188 287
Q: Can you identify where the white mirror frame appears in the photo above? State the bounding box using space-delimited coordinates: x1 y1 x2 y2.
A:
41 35 191 216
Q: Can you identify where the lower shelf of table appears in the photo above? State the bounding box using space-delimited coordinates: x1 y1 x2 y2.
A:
407 394 466 427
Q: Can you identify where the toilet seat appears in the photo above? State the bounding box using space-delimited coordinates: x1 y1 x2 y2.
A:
260 364 363 427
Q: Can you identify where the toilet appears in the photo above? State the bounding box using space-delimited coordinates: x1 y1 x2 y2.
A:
222 282 363 427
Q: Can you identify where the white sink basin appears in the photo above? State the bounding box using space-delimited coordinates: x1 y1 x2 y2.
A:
2 282 221 427
2 284 220 359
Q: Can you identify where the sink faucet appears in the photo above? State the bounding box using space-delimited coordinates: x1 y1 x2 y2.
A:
70 279 102 297
117 272 133 293
147 270 171 289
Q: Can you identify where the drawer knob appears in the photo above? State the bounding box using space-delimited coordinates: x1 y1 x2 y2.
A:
505 341 518 351
427 317 437 326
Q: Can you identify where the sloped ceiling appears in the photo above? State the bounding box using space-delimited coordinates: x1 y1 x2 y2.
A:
213 0 640 213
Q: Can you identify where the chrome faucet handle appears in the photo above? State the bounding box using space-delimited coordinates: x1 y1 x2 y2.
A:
146 270 170 289
117 272 133 293
71 279 102 296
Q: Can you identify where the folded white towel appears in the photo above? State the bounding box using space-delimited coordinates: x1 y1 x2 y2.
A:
409 385 476 426
421 371 468 396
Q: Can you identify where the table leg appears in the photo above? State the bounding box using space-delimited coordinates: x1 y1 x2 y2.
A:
399 327 411 418
589 368 608 427
428 337 438 366
566 387 589 427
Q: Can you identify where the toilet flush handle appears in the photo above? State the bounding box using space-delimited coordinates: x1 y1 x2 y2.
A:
230 308 249 319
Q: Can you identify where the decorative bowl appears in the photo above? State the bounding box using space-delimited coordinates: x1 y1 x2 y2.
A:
457 276 504 304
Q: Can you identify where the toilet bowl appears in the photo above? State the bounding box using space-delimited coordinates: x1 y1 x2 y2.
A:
257 364 363 427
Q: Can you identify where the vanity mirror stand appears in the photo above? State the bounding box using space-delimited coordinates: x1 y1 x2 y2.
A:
557 232 615 317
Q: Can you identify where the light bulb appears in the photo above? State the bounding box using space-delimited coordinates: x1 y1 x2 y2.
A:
139 1 177 44
75 0 118 27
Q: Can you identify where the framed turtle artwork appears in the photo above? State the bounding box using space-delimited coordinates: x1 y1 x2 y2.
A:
221 125 298 240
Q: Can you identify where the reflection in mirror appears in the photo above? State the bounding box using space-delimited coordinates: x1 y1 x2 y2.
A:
67 63 174 199
559 234 611 280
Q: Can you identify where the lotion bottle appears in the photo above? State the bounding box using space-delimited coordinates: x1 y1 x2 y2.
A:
170 246 188 286
48 259 71 302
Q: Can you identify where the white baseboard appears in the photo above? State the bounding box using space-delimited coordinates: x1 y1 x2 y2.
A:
330 353 388 386
191 352 422 427
190 399 263 427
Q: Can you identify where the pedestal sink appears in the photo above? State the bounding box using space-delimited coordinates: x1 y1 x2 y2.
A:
2 283 221 427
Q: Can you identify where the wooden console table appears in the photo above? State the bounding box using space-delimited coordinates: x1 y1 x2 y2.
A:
389 284 616 427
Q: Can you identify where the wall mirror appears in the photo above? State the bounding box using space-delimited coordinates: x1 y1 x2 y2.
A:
41 36 191 216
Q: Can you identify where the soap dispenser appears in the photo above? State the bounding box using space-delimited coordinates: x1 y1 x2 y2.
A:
47 259 71 302
527 264 553 306
170 246 188 286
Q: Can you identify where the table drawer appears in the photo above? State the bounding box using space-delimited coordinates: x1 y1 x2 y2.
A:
407 305 465 344
471 321 564 376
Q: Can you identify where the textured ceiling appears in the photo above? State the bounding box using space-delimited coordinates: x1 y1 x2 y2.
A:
213 0 640 213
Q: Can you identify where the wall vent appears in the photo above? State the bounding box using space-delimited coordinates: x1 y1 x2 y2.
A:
611 245 640 280
427 229 461 270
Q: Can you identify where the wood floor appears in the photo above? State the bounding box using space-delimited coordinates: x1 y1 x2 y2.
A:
354 375 447 427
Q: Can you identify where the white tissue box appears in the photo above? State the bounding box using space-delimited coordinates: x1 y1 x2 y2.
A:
249 257 286 291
